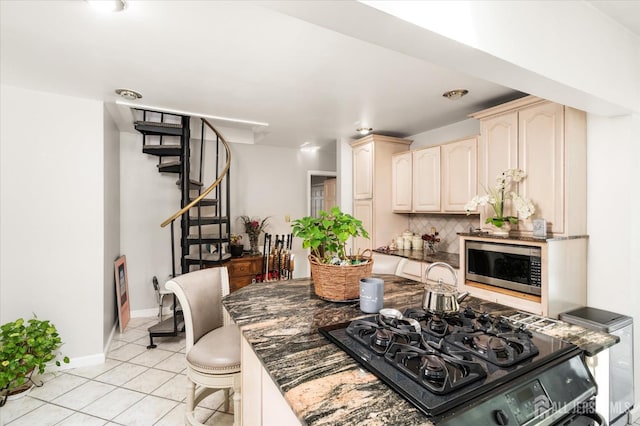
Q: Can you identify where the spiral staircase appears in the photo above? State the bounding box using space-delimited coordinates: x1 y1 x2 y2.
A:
132 109 232 347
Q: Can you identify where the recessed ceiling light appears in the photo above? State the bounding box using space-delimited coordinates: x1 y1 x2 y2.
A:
357 127 373 135
87 0 126 12
115 89 142 100
442 89 469 100
300 144 319 153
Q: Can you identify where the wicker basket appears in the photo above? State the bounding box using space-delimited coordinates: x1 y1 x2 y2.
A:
308 250 373 302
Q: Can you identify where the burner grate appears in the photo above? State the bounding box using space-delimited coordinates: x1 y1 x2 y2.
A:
385 343 486 395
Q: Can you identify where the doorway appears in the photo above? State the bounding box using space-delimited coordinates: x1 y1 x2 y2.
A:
307 170 337 217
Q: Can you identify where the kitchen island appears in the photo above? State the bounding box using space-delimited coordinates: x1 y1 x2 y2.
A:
222 276 618 425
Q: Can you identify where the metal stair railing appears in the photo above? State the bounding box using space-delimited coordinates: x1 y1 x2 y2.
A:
161 118 231 275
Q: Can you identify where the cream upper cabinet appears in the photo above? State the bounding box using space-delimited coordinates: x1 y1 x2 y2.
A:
391 151 412 212
472 96 586 236
412 146 440 212
353 142 373 199
352 135 411 250
517 102 564 233
477 112 518 222
441 137 477 212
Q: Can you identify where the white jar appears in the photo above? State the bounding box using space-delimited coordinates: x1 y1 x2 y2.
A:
403 236 413 250
412 237 423 250
395 236 404 250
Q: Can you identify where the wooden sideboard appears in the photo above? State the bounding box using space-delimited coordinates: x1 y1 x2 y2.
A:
227 254 263 292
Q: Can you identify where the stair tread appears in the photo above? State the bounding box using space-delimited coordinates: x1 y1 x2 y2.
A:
135 121 183 136
185 253 232 263
176 179 203 187
143 145 182 157
157 160 181 173
158 160 181 167
136 121 182 129
187 233 228 240
190 198 218 206
188 216 229 224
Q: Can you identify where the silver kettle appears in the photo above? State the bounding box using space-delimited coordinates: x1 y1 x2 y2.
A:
422 262 469 314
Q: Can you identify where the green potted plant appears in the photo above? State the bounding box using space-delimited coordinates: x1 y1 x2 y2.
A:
229 234 244 258
291 206 372 301
0 316 69 406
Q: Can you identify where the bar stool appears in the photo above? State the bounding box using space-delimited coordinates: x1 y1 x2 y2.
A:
152 276 172 321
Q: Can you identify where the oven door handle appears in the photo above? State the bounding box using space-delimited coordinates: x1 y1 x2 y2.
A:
569 411 606 426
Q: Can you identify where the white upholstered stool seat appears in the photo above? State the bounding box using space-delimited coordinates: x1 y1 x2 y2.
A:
186 325 240 374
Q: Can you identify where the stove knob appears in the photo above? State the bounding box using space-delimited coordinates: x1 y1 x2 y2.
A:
493 409 509 425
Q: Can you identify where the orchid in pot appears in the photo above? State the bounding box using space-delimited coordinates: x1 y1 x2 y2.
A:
465 169 535 234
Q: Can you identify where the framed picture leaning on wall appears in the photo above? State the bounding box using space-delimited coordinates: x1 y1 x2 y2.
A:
114 255 131 333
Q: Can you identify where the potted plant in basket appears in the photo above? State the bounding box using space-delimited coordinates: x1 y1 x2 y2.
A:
291 206 371 301
0 316 69 406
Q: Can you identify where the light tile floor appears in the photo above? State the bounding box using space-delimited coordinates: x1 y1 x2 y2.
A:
1 317 234 426
3 316 639 425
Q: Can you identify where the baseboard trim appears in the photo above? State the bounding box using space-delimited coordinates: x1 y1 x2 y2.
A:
130 307 170 319
52 352 106 371
104 321 118 354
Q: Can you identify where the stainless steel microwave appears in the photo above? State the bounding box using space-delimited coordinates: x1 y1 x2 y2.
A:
465 241 542 296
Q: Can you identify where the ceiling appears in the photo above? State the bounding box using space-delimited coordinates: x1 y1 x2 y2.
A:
1 1 638 151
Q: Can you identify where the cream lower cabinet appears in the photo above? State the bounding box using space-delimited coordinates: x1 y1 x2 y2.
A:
394 257 459 285
472 96 586 236
241 335 300 426
353 199 373 254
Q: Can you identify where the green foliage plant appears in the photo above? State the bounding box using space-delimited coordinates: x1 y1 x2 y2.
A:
291 206 369 264
0 316 69 402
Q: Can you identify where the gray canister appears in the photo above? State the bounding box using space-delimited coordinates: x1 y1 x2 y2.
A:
359 277 384 313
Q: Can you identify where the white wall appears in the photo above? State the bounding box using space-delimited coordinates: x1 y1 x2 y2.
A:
103 108 120 348
410 118 480 149
0 85 105 360
119 131 336 310
336 136 354 215
360 1 639 116
120 131 180 314
586 113 640 409
222 142 336 280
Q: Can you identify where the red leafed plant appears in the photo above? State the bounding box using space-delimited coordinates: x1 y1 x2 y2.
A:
421 232 440 243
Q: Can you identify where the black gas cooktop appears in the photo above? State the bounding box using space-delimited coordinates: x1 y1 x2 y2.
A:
319 307 581 420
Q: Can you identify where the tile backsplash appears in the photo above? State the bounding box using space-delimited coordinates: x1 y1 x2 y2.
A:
408 214 480 254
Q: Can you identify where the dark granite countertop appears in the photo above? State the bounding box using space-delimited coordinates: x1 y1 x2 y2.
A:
457 232 589 243
223 276 618 425
373 249 460 269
